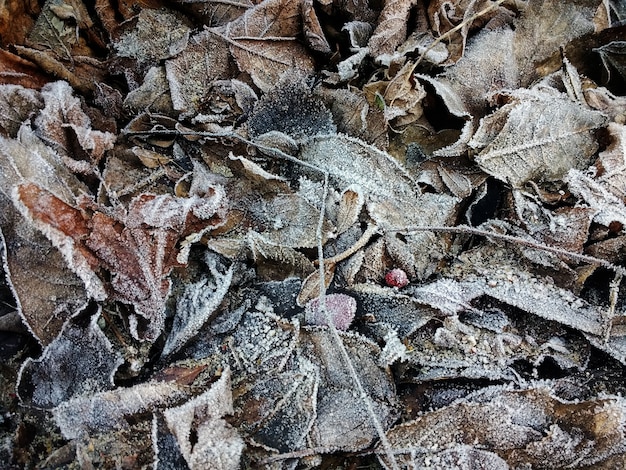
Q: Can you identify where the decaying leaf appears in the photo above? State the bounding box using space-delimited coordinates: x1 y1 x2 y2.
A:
0 84 43 137
17 306 123 408
113 8 191 65
163 368 244 470
473 90 607 187
368 0 417 58
380 383 626 469
224 0 317 92
163 253 234 357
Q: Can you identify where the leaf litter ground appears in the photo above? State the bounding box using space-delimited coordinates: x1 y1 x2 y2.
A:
2 0 626 469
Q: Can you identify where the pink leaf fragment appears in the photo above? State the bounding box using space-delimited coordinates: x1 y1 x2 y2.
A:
305 293 357 331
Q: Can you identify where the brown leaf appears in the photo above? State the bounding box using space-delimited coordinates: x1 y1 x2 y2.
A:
368 0 417 58
0 84 43 137
224 0 316 92
165 28 235 116
381 384 626 468
0 128 93 345
17 178 227 341
34 81 116 171
113 8 191 65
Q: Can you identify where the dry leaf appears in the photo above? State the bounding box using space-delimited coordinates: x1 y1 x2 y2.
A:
381 384 626 468
113 8 191 65
368 0 417 59
165 28 234 116
0 84 43 137
17 307 123 408
0 126 94 345
162 253 234 357
224 0 316 92
472 90 607 187
164 368 244 470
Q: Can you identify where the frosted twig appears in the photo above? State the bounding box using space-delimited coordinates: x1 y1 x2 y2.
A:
315 222 379 266
394 224 626 277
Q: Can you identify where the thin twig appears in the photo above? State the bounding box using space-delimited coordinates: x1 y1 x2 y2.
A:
394 224 626 277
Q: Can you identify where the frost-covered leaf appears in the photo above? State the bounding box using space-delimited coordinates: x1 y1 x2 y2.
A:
368 0 417 58
316 87 388 149
17 176 227 341
566 169 626 229
17 306 123 408
473 90 607 187
53 379 192 440
446 244 609 336
596 122 626 201
165 28 234 116
164 368 244 470
34 81 116 171
224 0 316 92
0 84 43 137
381 384 626 468
163 254 234 357
113 8 191 64
248 73 335 140
124 66 175 115
302 328 399 451
0 127 93 344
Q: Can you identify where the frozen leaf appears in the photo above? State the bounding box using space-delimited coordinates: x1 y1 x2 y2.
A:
224 0 316 92
513 190 594 253
351 283 434 338
113 8 191 64
165 29 234 116
365 61 427 126
368 0 417 58
232 356 318 453
164 368 244 470
596 122 626 201
17 178 227 341
336 186 364 234
446 244 609 336
173 0 252 27
316 87 388 149
248 73 336 140
0 127 93 344
249 232 316 281
302 328 399 451
53 379 191 439
163 254 234 357
473 90 607 187
436 27 519 118
301 0 331 54
17 306 123 408
124 66 175 116
381 384 626 468
566 169 626 229
35 81 116 171
0 84 43 137
515 0 598 86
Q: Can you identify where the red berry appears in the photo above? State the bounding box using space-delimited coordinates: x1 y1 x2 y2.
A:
385 268 408 288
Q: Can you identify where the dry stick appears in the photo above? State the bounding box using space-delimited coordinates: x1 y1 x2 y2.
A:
315 179 400 470
414 0 507 67
394 224 626 277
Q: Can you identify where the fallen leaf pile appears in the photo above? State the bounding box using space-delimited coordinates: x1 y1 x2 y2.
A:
2 0 626 468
